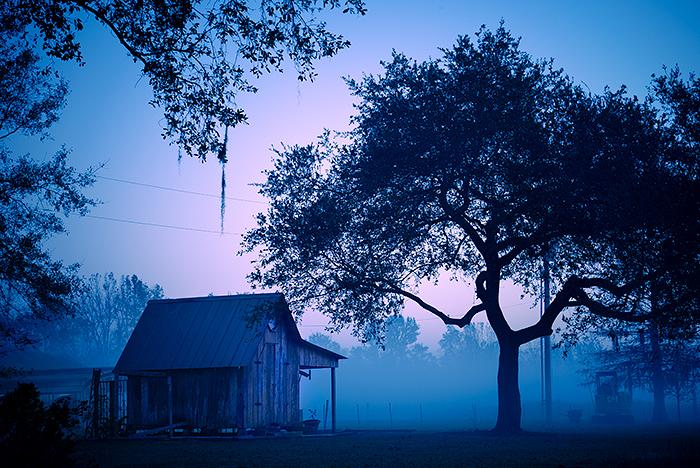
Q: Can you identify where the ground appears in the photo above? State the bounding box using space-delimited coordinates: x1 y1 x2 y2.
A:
75 423 700 468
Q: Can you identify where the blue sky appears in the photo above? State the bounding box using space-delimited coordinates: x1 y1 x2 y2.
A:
12 0 700 350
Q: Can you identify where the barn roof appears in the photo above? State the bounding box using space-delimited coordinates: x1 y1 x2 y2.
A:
113 293 344 373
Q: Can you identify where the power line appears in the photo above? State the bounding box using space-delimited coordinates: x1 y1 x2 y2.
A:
96 175 267 205
85 214 242 236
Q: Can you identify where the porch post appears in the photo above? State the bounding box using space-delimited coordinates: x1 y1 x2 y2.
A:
167 374 173 438
331 367 337 434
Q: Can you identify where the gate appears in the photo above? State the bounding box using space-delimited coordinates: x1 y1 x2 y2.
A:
90 369 127 438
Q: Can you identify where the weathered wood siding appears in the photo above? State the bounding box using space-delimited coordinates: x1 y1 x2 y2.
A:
126 369 243 430
297 343 341 368
242 321 300 428
171 368 242 429
126 375 169 428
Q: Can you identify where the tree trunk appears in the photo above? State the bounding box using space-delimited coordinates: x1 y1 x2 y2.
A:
493 339 522 433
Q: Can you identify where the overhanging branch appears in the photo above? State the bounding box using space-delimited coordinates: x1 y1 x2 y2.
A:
375 281 486 328
514 273 652 345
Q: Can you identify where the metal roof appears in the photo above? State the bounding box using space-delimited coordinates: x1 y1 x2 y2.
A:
114 293 285 372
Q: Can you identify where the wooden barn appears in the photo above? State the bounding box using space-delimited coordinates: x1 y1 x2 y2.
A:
112 293 345 433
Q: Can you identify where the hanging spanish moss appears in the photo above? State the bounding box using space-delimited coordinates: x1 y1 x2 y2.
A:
218 126 229 234
177 147 182 175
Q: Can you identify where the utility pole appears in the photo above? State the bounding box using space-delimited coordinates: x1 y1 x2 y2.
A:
542 251 553 424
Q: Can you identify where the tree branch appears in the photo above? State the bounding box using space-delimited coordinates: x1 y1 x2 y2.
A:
438 186 487 257
378 283 487 328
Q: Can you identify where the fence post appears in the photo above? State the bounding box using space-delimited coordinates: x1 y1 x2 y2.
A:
109 378 118 437
91 369 101 438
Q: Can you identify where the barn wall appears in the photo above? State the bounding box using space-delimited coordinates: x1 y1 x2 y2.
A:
242 323 301 428
126 369 243 430
171 368 241 429
126 375 169 428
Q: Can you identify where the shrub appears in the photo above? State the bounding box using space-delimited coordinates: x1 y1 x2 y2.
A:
0 382 86 468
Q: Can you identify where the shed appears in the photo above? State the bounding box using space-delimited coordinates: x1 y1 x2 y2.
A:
0 348 95 404
113 293 345 433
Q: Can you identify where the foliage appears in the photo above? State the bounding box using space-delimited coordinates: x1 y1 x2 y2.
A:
349 315 432 364
651 66 700 156
307 408 318 420
438 322 497 363
244 23 699 432
307 331 348 355
43 273 164 366
0 7 96 356
10 0 366 161
0 382 89 468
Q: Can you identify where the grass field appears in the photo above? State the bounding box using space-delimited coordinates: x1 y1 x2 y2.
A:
76 423 700 468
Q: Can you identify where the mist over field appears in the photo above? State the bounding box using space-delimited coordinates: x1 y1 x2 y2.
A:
301 319 696 430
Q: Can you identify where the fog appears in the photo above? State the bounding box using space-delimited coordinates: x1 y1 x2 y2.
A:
300 318 697 430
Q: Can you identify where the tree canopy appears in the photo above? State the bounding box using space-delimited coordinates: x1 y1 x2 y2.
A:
1 0 365 353
0 8 96 353
244 24 699 432
12 0 366 160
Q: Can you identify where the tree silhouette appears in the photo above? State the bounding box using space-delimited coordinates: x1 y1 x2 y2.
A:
11 0 366 160
1 0 364 354
243 25 699 432
42 273 164 366
0 9 96 357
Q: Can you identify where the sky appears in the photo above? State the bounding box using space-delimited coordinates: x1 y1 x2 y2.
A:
11 0 700 351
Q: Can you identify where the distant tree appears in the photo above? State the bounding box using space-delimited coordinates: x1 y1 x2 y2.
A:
0 9 96 357
244 24 699 432
307 332 348 356
666 339 700 422
10 0 366 160
350 316 432 364
438 322 497 364
383 316 431 361
43 273 163 366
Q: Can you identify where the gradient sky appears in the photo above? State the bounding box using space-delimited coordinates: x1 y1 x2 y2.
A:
11 0 700 350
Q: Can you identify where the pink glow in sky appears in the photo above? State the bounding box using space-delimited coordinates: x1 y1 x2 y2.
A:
14 0 699 351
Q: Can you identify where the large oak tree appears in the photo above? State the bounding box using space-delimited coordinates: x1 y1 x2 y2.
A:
243 25 699 432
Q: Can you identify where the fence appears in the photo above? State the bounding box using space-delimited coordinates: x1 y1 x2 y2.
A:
89 369 127 438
